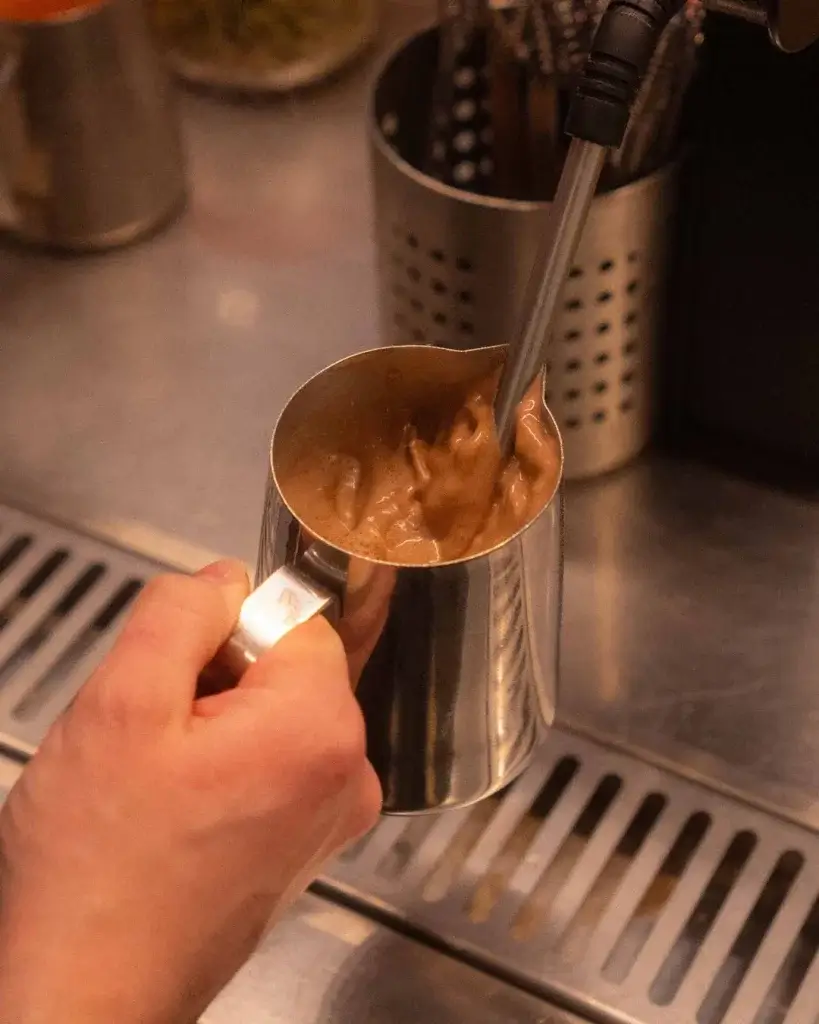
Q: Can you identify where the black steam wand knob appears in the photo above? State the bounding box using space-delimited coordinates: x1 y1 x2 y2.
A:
567 0 688 148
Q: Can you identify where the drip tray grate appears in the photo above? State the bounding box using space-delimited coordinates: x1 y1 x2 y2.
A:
0 502 817 1024
325 730 819 1024
0 503 157 757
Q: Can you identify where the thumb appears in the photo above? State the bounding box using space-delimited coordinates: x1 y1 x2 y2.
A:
85 560 249 726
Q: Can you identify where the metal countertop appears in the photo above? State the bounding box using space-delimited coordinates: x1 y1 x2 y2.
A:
207 892 582 1024
0 0 817 889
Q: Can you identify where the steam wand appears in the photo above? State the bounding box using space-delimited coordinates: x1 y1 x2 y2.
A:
494 0 687 454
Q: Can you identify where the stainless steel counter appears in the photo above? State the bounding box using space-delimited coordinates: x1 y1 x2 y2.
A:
206 892 584 1024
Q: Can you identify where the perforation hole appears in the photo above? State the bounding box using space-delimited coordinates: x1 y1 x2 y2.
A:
593 380 608 394
565 329 581 342
565 298 583 313
382 113 399 139
597 291 613 304
407 266 421 283
592 410 607 424
454 99 477 121
596 322 611 335
594 352 611 366
649 830 759 1007
599 259 614 272
406 233 419 249
459 321 474 335
604 812 712 984
566 359 581 373
430 249 445 263
410 298 424 313
432 279 448 295
454 130 477 154
564 388 580 402
569 267 583 279
623 341 638 356
627 280 639 295
458 289 473 304
433 312 448 326
456 257 473 273
412 328 426 342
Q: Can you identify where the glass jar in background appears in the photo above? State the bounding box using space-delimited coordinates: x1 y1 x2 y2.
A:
148 0 378 93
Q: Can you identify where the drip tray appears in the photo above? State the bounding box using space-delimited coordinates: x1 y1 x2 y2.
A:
329 734 819 1024
0 501 817 1024
0 503 155 758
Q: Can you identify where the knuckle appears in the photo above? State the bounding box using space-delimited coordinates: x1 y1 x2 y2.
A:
137 573 219 624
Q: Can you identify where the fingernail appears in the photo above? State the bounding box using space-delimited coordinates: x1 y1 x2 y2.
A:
197 560 250 603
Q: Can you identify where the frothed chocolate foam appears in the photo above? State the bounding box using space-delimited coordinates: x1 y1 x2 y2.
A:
276 355 560 566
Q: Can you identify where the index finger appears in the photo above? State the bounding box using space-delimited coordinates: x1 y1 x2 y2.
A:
83 560 249 726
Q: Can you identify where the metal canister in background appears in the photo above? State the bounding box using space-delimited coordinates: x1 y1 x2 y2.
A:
369 27 677 481
0 0 186 251
149 0 378 93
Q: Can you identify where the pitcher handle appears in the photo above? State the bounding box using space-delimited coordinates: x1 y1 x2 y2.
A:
206 542 347 685
0 45 19 230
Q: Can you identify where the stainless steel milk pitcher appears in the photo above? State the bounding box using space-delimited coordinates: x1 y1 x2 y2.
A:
218 345 564 815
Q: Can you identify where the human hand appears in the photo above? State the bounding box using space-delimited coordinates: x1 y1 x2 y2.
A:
0 560 381 1024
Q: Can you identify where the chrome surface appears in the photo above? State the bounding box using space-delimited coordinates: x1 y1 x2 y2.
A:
252 344 563 814
327 726 819 1024
705 0 767 25
494 139 606 454
205 892 589 1024
0 0 818 824
0 503 153 758
218 564 336 680
704 0 819 53
371 29 674 479
0 0 185 251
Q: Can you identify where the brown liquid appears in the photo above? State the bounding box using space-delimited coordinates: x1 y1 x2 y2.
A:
281 369 560 566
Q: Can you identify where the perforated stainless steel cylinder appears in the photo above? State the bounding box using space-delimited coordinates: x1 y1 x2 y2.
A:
369 29 676 480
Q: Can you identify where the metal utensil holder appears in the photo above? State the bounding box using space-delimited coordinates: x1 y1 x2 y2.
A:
369 29 676 480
